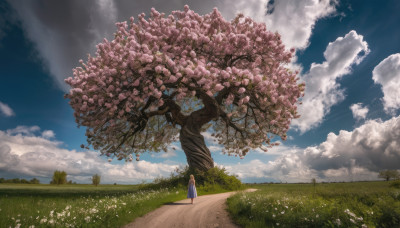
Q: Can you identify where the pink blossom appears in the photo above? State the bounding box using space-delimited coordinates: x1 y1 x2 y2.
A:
133 79 140 86
118 94 126 100
65 5 303 161
214 84 224 92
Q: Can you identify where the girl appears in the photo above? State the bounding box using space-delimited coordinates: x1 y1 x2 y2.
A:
187 174 197 204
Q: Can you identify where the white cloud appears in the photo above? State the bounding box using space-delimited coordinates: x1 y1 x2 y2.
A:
3 115 399 184
41 130 55 139
222 0 337 50
150 144 178 158
0 126 178 184
224 115 400 182
292 30 370 133
0 101 15 117
223 158 318 183
8 0 338 91
7 1 222 91
350 103 369 121
251 142 302 155
372 53 400 114
6 125 40 136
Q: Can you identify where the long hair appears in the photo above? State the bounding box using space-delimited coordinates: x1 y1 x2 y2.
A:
190 174 195 181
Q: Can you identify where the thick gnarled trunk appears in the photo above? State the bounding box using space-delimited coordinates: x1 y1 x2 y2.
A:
179 115 214 171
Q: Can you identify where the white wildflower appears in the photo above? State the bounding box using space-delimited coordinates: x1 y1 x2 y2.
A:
40 218 47 224
90 208 98 214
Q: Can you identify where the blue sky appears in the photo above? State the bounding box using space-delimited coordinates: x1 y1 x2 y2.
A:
1 0 399 184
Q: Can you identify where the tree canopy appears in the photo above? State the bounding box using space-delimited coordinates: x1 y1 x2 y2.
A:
92 174 101 186
65 6 304 169
378 169 400 181
51 170 67 185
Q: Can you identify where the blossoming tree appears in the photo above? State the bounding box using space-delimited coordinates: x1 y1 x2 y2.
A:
65 6 304 171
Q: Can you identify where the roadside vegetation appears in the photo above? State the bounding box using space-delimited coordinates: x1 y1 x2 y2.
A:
0 166 242 227
227 181 400 228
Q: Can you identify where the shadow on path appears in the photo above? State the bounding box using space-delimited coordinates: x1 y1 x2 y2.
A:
164 202 192 205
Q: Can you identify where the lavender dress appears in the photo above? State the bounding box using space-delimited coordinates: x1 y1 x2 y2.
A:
187 180 197 198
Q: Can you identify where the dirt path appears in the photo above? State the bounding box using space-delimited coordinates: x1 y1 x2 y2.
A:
123 189 257 228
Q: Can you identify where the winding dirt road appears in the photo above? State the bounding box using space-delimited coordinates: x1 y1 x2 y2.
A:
123 189 256 228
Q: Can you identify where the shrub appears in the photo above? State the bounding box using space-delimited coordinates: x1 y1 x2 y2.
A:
141 166 242 191
390 180 400 189
29 178 40 184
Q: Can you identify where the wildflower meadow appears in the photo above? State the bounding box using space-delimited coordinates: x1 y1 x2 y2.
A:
227 181 400 227
0 184 187 228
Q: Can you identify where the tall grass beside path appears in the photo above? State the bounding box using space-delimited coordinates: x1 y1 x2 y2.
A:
0 184 189 227
227 181 400 228
0 166 244 227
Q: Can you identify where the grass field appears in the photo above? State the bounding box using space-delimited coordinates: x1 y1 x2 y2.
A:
3 181 399 227
0 183 230 228
227 181 400 228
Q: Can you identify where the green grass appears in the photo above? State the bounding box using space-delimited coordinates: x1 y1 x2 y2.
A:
0 182 238 228
227 181 400 228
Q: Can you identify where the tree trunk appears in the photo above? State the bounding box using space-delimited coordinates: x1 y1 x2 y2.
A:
179 115 214 171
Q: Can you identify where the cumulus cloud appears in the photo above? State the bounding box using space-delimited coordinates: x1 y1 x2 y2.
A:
150 144 178 158
223 0 337 50
350 103 369 121
0 126 179 184
223 157 317 183
0 101 15 117
8 0 337 91
372 53 400 114
292 30 370 133
225 116 400 182
6 125 40 136
41 130 55 138
7 0 224 91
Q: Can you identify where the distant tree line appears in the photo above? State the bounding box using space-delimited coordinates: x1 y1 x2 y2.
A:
49 171 99 185
0 177 40 184
1 171 101 185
